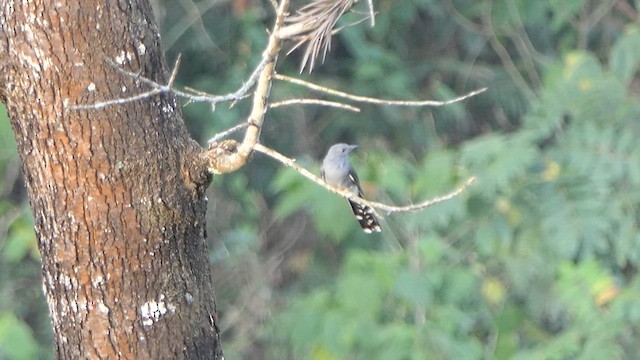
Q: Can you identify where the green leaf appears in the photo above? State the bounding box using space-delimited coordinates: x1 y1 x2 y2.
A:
2 211 37 263
336 272 383 317
284 291 331 356
2 230 34 263
413 150 455 196
271 167 316 219
548 0 587 31
393 270 432 308
494 306 525 359
441 268 479 306
0 313 39 360
461 132 538 196
369 152 412 201
373 323 414 360
610 25 640 83
312 191 357 241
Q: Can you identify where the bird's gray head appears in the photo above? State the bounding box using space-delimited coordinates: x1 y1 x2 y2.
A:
325 143 358 159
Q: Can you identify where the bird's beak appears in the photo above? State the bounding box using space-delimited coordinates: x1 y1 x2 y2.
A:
349 145 358 152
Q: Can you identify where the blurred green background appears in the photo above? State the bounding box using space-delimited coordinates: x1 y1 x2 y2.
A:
3 0 640 359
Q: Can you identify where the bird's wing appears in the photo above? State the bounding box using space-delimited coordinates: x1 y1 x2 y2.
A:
347 168 364 197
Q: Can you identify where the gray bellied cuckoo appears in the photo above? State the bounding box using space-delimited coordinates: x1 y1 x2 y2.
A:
321 143 381 233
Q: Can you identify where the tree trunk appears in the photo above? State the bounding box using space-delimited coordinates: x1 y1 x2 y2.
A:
0 1 223 358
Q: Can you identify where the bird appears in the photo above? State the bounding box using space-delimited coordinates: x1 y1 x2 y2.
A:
321 143 381 233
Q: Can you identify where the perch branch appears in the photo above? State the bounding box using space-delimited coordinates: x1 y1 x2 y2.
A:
253 143 476 214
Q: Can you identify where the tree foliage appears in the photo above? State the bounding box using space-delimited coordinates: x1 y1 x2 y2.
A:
3 0 640 358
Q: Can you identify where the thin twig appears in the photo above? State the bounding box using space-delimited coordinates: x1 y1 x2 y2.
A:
375 176 477 213
69 88 163 110
69 56 182 110
69 47 272 110
270 98 360 112
275 74 487 106
207 122 250 144
130 54 271 104
167 54 182 87
253 143 476 214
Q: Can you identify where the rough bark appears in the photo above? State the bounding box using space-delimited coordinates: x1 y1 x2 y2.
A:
0 0 223 358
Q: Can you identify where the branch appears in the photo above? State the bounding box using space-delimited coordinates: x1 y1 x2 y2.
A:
253 143 476 214
202 0 290 174
207 123 250 144
235 0 288 158
70 0 484 187
374 176 477 213
275 74 488 107
69 87 164 110
270 98 360 112
69 55 183 110
68 46 271 110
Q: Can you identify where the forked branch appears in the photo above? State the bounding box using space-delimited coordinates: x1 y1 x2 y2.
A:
69 51 269 110
69 0 485 199
203 0 290 174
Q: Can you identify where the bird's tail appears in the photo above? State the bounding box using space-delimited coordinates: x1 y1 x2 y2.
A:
348 200 382 233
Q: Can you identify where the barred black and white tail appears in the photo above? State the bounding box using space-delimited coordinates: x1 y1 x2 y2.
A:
348 200 381 233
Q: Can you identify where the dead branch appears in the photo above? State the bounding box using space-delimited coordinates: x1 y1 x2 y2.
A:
203 0 290 174
68 45 271 110
270 98 360 112
275 74 488 107
207 123 250 145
